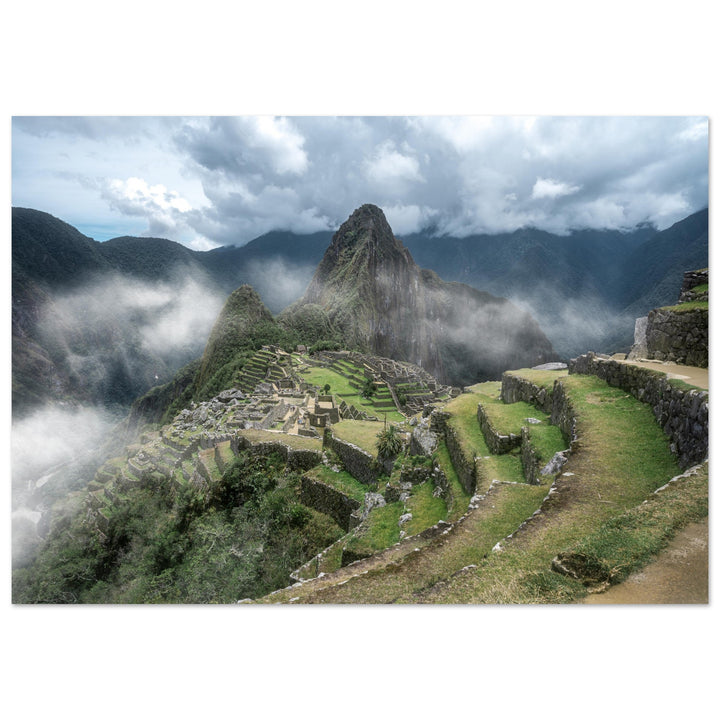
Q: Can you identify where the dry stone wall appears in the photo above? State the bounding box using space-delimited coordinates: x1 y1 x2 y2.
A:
645 307 708 367
501 373 554 412
299 475 361 531
430 410 476 494
476 403 521 454
324 433 379 485
570 353 708 468
520 427 541 485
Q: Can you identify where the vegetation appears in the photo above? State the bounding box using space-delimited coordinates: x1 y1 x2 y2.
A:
376 425 404 459
13 452 342 603
555 463 708 588
657 300 708 313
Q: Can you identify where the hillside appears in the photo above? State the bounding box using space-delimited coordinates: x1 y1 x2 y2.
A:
13 342 708 603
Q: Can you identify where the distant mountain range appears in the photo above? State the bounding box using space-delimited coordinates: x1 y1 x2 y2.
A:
12 205 708 416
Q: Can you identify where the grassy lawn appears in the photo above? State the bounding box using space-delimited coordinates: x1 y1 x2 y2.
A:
305 466 368 504
332 419 388 455
505 368 569 391
556 462 708 588
443 389 526 487
342 502 404 558
403 481 447 535
303 366 404 422
476 393 567 465
658 300 708 313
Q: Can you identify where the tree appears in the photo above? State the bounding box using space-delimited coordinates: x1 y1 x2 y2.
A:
323 383 331 394
376 425 403 459
361 377 375 399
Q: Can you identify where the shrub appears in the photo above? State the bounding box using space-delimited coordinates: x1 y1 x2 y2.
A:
376 425 403 459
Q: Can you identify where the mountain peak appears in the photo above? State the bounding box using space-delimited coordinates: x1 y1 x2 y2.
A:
331 204 403 254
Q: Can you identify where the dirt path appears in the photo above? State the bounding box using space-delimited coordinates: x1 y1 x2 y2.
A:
583 517 708 604
620 359 708 390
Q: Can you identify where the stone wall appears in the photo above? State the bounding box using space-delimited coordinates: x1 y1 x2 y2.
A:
570 353 708 468
231 435 322 471
430 410 476 494
679 268 708 301
476 403 521 454
549 380 577 445
299 474 361 531
520 427 541 485
645 307 708 367
324 433 379 485
501 373 554 412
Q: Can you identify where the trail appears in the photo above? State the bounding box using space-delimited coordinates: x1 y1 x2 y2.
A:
620 359 708 390
583 517 708 604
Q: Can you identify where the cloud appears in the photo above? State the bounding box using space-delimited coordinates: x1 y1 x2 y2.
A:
12 116 709 246
364 141 423 187
531 177 582 199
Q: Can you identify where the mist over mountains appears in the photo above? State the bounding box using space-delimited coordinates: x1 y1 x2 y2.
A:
12 205 708 418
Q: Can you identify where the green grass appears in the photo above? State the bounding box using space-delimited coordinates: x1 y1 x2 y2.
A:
505 368 568 391
342 502 404 558
526 424 568 465
332 419 387 455
554 462 708 588
444 391 488 455
305 466 368 504
443 389 526 487
403 481 447 536
690 283 708 294
658 300 708 312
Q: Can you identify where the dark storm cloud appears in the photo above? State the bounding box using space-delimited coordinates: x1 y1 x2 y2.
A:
12 116 708 247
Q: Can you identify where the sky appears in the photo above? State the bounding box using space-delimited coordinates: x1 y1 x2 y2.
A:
11 115 708 251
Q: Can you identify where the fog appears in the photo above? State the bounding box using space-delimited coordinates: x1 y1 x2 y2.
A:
506 288 634 360
243 257 316 313
34 272 226 405
11 404 119 567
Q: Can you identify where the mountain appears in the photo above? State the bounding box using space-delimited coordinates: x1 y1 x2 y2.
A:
615 208 709 315
281 204 558 385
12 204 708 414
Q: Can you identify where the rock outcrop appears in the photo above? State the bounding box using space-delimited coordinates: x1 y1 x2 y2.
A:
282 204 558 386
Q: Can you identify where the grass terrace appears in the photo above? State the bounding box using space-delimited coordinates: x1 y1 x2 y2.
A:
304 466 369 504
503 367 569 391
424 373 684 603
302 365 405 422
342 502 404 559
658 300 709 313
403 481 447 536
443 386 526 487
331 419 387 456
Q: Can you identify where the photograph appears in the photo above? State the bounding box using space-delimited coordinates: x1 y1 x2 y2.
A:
10 115 709 606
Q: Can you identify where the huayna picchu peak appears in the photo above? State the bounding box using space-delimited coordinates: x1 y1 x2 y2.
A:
283 204 558 386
